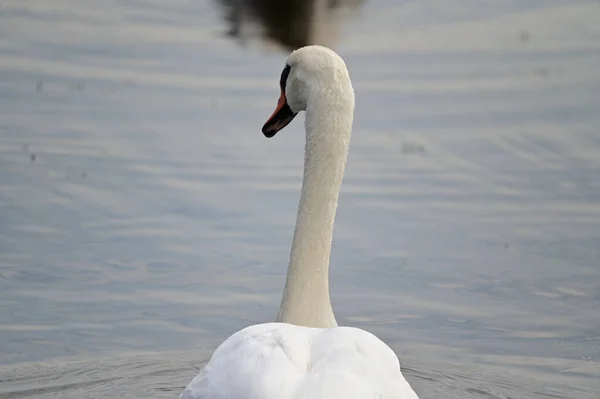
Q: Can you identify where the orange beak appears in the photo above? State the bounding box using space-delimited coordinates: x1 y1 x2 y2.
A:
262 89 298 138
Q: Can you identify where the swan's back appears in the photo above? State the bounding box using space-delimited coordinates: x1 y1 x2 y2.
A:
180 323 419 399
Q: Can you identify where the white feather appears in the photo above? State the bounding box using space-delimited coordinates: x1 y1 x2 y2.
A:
180 323 419 399
180 45 420 399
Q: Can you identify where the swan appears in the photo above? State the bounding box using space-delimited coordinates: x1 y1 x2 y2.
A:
180 45 419 399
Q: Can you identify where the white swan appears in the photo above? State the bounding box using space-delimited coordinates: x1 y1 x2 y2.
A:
180 45 419 399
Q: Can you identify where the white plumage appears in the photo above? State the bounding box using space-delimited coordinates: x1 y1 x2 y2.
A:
180 323 419 399
180 45 420 399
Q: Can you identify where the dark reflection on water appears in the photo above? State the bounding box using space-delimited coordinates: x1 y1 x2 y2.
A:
216 0 365 50
1 0 600 398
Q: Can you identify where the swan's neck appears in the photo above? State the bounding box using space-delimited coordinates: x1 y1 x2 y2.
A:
277 95 353 328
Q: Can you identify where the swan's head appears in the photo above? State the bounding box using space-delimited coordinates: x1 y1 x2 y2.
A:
262 45 354 138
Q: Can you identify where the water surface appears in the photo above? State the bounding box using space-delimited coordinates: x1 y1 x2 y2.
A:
1 0 599 397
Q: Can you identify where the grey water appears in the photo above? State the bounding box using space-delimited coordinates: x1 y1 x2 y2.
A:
1 0 599 397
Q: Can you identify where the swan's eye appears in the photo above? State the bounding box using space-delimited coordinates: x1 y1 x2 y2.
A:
280 64 291 92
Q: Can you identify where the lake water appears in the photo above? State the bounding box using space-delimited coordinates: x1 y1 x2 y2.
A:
1 0 599 398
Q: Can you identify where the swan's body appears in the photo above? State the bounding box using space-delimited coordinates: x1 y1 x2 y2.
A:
180 323 418 399
180 45 419 399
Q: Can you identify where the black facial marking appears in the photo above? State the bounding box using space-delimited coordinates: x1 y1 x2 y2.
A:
280 64 291 92
262 64 297 138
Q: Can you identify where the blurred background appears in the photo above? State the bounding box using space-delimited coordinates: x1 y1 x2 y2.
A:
0 0 599 398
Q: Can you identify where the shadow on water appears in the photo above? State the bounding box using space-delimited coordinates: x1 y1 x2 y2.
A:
215 0 365 51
